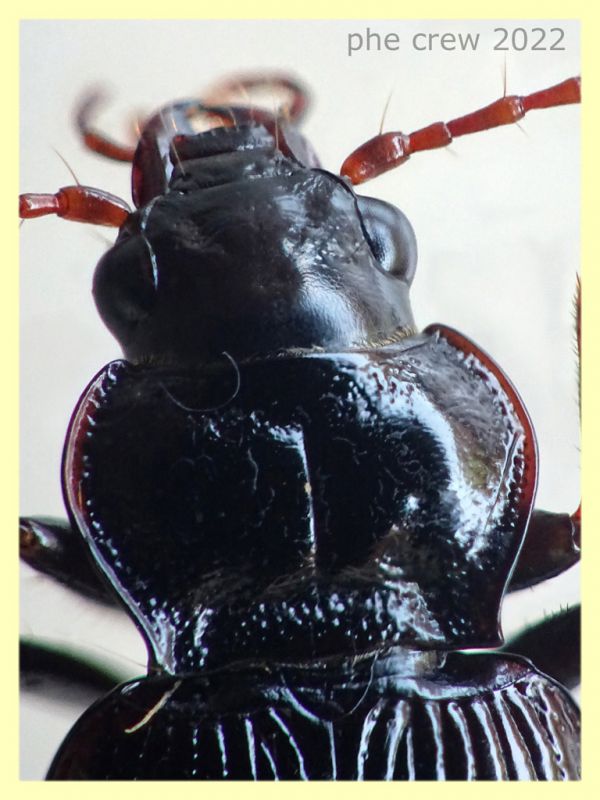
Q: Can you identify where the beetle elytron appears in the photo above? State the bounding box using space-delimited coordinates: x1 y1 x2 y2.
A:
20 72 581 779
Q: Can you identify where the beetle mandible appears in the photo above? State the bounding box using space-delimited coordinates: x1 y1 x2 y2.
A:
20 72 581 780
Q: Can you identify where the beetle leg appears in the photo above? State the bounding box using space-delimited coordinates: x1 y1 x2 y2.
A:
508 506 580 591
76 90 137 162
509 279 580 592
19 185 130 227
202 72 310 123
341 76 581 184
20 517 120 606
501 605 580 691
21 638 127 705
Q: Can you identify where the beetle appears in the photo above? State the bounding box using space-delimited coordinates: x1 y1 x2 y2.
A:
20 70 581 780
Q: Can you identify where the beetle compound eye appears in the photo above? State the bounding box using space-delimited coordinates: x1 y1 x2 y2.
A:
357 196 417 284
93 235 158 346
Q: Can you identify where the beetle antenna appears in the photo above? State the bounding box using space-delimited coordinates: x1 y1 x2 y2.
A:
75 88 136 163
500 59 527 139
379 87 395 135
501 61 526 137
52 147 81 185
515 121 529 136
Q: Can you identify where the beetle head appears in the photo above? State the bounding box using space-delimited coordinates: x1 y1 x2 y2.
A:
93 146 418 365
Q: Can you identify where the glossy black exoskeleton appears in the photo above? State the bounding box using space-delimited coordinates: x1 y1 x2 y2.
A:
20 74 581 780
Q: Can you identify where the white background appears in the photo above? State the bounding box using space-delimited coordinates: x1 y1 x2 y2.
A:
20 19 580 779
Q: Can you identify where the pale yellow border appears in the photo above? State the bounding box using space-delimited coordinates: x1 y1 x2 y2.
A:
7 1 598 795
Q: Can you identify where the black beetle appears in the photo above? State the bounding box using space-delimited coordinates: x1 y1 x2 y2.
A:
20 72 581 780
